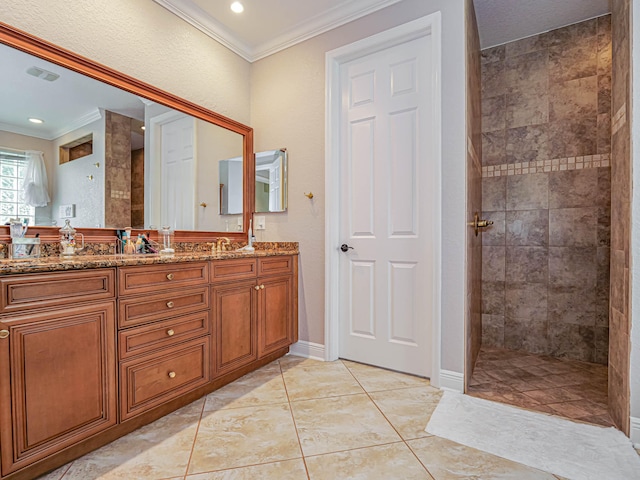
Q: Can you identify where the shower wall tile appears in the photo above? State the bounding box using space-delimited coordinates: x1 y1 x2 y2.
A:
481 16 611 364
482 176 506 211
482 281 505 315
505 246 548 283
505 209 548 246
481 61 506 97
609 249 626 314
597 113 612 154
482 246 505 281
549 246 597 288
549 323 595 362
482 95 506 132
482 314 505 348
549 76 598 123
505 282 547 318
506 92 549 128
505 50 548 94
548 169 599 208
548 285 596 326
504 315 549 354
506 173 548 210
482 211 505 245
481 44 505 64
548 39 597 83
548 207 598 247
482 131 506 166
505 125 549 164
543 18 597 48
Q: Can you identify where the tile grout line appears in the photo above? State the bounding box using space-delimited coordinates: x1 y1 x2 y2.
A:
341 359 438 479
279 358 312 480
182 396 207 479
54 462 73 480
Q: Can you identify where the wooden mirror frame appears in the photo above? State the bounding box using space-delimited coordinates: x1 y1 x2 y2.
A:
0 21 254 244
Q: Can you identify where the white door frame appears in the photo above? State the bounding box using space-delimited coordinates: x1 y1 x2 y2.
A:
324 14 442 386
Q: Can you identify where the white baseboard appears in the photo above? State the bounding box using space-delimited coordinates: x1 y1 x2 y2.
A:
631 416 640 448
439 369 464 392
288 341 325 361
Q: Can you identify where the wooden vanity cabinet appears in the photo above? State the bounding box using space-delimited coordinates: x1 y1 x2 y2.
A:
0 270 117 477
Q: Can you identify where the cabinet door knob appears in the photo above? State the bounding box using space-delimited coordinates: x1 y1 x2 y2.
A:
166 329 175 337
168 371 176 379
166 301 174 308
254 285 260 290
260 284 265 289
0 330 9 339
166 273 174 280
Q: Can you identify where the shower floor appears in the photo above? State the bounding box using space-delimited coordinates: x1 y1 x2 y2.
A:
468 347 613 427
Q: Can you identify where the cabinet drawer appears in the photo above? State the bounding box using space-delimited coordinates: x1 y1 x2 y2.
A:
0 269 115 314
210 258 257 282
119 311 211 360
118 262 208 296
120 337 209 420
257 256 294 276
119 287 209 328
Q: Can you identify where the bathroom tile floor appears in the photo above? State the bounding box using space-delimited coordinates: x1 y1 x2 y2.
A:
468 347 613 427
36 355 568 480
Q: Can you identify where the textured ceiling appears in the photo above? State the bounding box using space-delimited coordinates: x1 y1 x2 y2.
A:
473 0 611 49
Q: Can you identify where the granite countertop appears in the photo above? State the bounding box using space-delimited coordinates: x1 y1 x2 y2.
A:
0 243 299 275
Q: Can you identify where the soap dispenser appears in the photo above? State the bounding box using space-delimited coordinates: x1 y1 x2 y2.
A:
59 219 84 256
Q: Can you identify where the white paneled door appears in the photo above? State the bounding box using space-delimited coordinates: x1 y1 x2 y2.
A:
337 34 435 377
161 115 195 230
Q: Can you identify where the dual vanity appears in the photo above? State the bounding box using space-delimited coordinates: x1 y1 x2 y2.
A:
0 246 298 480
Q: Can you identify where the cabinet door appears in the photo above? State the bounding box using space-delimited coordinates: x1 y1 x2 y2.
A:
0 301 117 476
212 280 257 376
257 275 294 358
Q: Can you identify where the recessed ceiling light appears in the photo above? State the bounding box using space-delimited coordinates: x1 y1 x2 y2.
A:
28 118 44 124
230 1 244 13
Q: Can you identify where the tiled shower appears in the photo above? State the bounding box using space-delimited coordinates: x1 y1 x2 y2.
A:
479 16 612 365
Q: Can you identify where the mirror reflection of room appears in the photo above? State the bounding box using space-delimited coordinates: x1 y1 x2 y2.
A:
0 42 244 232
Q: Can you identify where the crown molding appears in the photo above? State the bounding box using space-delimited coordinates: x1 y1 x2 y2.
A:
0 108 102 141
153 0 403 62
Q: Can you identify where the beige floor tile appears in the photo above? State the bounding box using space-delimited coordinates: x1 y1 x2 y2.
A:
188 403 301 474
283 360 364 401
291 393 401 456
369 386 442 440
186 458 308 479
279 354 327 371
342 360 430 392
35 464 72 480
306 442 433 480
408 436 556 479
62 399 204 480
203 365 288 411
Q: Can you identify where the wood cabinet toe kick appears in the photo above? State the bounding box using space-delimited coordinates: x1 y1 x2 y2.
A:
0 254 298 480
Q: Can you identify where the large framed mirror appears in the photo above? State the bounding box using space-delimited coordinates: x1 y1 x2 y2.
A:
0 21 254 242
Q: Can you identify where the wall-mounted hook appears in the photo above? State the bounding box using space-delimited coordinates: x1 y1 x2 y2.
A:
304 192 314 199
87 175 94 181
93 162 100 168
200 202 207 208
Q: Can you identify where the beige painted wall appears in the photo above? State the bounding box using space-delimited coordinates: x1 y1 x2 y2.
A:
251 0 468 376
2 0 251 124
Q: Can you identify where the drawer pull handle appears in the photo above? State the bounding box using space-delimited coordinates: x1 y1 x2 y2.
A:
167 273 174 280
166 301 175 308
166 329 175 337
168 371 176 379
254 285 260 290
260 284 265 289
0 330 9 339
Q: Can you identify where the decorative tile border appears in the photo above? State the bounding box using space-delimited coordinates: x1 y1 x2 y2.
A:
612 103 626 135
482 154 611 178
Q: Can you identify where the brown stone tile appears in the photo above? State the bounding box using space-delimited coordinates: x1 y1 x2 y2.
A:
483 246 505 281
506 173 549 210
483 176 506 211
523 387 582 404
549 323 595 362
482 280 505 315
576 413 615 427
545 372 593 388
549 207 598 247
506 354 549 368
505 34 546 58
505 246 548 283
481 314 505 348
505 282 547 318
500 391 545 410
482 131 506 166
547 401 593 419
481 45 505 64
549 169 600 209
482 61 506 98
506 91 549 128
505 124 549 164
548 285 596 327
504 315 549 355
548 246 597 288
598 74 612 114
543 18 597 48
505 49 549 94
482 211 505 246
483 95 506 132
506 378 559 392
597 113 611 154
549 40 598 84
549 76 598 123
